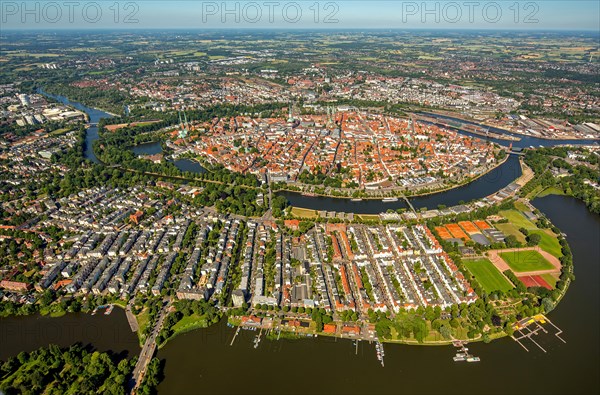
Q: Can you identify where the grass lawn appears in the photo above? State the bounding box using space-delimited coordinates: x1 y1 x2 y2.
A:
464 258 514 293
158 314 209 346
112 299 127 308
540 273 558 288
290 207 317 218
356 214 381 222
499 210 537 230
500 250 554 272
530 229 563 258
495 222 527 243
514 201 530 212
136 309 150 335
537 186 566 198
526 185 545 199
48 127 72 136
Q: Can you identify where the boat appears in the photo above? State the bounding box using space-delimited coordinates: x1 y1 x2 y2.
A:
467 356 480 362
104 304 114 315
382 197 398 203
453 355 466 362
350 198 363 202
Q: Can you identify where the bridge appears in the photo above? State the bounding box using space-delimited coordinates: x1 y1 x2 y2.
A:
129 300 171 394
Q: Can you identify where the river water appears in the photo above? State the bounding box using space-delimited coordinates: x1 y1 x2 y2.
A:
4 85 600 393
0 196 597 394
154 195 599 395
37 90 599 215
0 309 140 361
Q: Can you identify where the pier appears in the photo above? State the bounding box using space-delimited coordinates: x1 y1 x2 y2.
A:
125 303 139 333
230 326 241 346
511 314 566 353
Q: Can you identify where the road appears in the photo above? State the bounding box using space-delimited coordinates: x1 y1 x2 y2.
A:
130 299 171 392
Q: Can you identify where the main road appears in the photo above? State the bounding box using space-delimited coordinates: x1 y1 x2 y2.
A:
130 299 171 393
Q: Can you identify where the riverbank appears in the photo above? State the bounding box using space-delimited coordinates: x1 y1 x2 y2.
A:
275 155 510 202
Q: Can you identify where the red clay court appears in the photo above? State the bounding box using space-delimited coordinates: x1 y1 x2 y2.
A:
446 223 469 240
518 275 553 290
459 221 479 234
474 220 491 230
435 226 452 239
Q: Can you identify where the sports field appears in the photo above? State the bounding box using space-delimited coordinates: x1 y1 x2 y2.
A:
499 210 537 230
458 221 479 234
435 226 452 239
499 250 554 272
530 229 563 258
473 220 491 230
518 275 553 290
464 258 514 293
446 223 468 239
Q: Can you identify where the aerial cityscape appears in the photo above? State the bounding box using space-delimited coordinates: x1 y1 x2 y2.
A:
0 1 599 394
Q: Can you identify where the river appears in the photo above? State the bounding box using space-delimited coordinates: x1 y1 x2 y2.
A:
37 88 113 164
36 90 599 215
2 90 600 392
154 195 599 395
0 309 140 361
282 154 522 213
37 90 205 174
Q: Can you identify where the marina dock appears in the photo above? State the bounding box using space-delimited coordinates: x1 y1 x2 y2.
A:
511 314 566 353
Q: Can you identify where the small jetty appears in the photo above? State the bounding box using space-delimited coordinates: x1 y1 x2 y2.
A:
253 329 263 349
230 326 241 346
375 340 385 367
452 341 480 363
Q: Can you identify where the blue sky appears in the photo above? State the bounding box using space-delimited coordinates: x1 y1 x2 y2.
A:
2 1 599 30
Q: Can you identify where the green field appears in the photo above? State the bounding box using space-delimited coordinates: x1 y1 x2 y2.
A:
499 210 537 230
530 229 563 258
495 222 527 243
513 201 530 212
540 273 558 288
356 214 381 222
290 206 318 218
500 250 554 272
464 258 514 293
536 186 566 198
499 210 562 257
